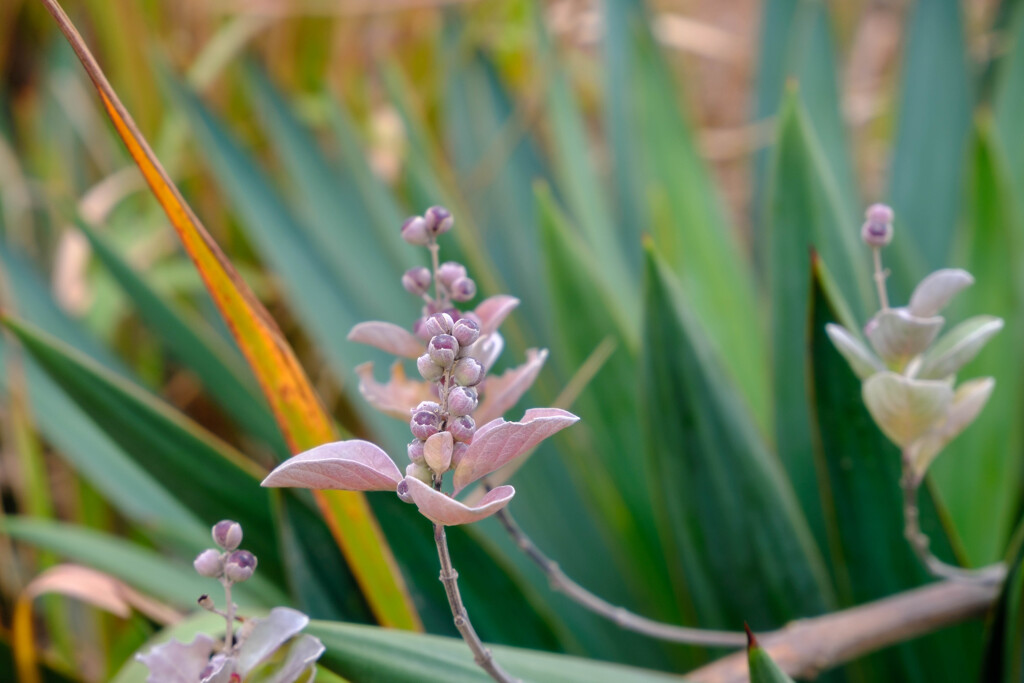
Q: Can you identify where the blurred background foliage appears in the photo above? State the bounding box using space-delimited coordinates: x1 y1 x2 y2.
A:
0 0 1023 680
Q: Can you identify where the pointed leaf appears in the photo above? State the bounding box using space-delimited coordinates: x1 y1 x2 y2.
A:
907 377 995 477
400 477 514 526
473 296 520 336
236 607 311 676
824 323 883 380
916 316 1004 379
355 362 431 421
262 441 402 492
475 349 548 425
136 635 215 683
865 308 944 367
747 629 795 683
37 0 420 629
908 268 974 317
348 322 423 359
451 408 579 495
862 372 953 448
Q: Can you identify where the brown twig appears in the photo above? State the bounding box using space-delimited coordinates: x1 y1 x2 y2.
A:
686 576 1003 683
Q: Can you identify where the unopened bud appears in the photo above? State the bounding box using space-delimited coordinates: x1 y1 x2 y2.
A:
410 409 442 440
449 415 476 443
452 357 485 387
424 431 454 473
194 549 224 578
436 262 467 289
417 353 445 381
428 334 459 368
212 520 243 551
198 594 216 611
402 267 432 296
448 386 478 416
401 216 431 246
423 312 454 337
861 203 894 247
407 439 426 463
224 550 257 583
424 206 454 237
451 318 480 347
450 277 476 302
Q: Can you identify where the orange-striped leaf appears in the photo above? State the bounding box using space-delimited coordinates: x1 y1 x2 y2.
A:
38 0 421 630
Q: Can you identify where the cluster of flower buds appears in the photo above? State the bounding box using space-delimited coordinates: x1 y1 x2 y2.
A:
861 202 894 247
192 519 258 584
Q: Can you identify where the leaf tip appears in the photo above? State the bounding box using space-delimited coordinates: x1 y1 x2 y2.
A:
745 622 758 650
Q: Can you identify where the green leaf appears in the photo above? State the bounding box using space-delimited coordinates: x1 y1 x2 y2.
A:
747 629 795 683
930 121 1024 564
980 522 1024 682
765 91 871 552
1 518 284 609
76 218 287 454
889 0 972 284
808 255 982 680
641 245 832 631
308 620 684 683
995 4 1024 196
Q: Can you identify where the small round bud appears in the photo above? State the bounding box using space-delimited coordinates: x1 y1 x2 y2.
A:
423 312 454 337
443 307 463 323
436 261 467 289
405 463 433 485
224 550 257 583
424 431 454 473
194 549 224 578
198 594 216 610
212 520 243 551
452 357 486 387
448 386 478 416
414 400 442 413
401 216 431 246
396 478 413 503
424 206 454 237
407 439 426 463
450 277 476 302
428 334 460 368
451 318 480 347
417 353 445 381
401 267 432 296
410 409 442 440
449 415 476 443
451 442 469 469
861 203 894 247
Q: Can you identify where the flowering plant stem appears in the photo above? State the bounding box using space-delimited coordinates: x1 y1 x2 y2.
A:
433 523 518 683
900 451 1004 583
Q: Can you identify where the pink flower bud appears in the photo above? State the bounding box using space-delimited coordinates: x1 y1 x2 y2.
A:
451 318 480 347
212 520 243 551
423 312 454 337
401 267 432 296
448 415 476 443
436 261 467 289
411 409 442 440
401 216 431 246
450 277 476 302
424 206 454 237
417 353 445 381
193 549 223 578
428 334 459 368
224 550 257 583
448 386 478 416
407 439 426 463
452 357 485 387
861 203 894 247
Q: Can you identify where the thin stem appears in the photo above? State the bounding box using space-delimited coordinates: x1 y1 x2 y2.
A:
433 523 518 683
428 241 442 306
900 452 1004 583
221 578 236 653
872 247 890 310
494 509 745 647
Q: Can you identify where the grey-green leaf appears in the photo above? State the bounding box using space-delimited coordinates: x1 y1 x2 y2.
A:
862 372 953 448
916 316 1004 380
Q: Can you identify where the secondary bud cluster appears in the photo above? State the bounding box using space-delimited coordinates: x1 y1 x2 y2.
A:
192 520 258 584
396 206 490 480
861 203 894 248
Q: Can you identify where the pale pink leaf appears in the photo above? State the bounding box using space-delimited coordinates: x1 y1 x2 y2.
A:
401 476 515 525
136 634 217 683
348 321 423 358
473 296 519 335
355 361 433 420
466 331 505 372
452 408 579 494
262 440 401 491
476 349 549 424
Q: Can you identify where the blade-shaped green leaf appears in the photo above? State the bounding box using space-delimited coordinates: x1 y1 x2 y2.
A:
889 0 972 286
766 91 871 553
748 629 795 683
641 245 833 631
980 521 1024 682
995 4 1024 197
808 254 982 681
930 121 1024 564
77 219 287 453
